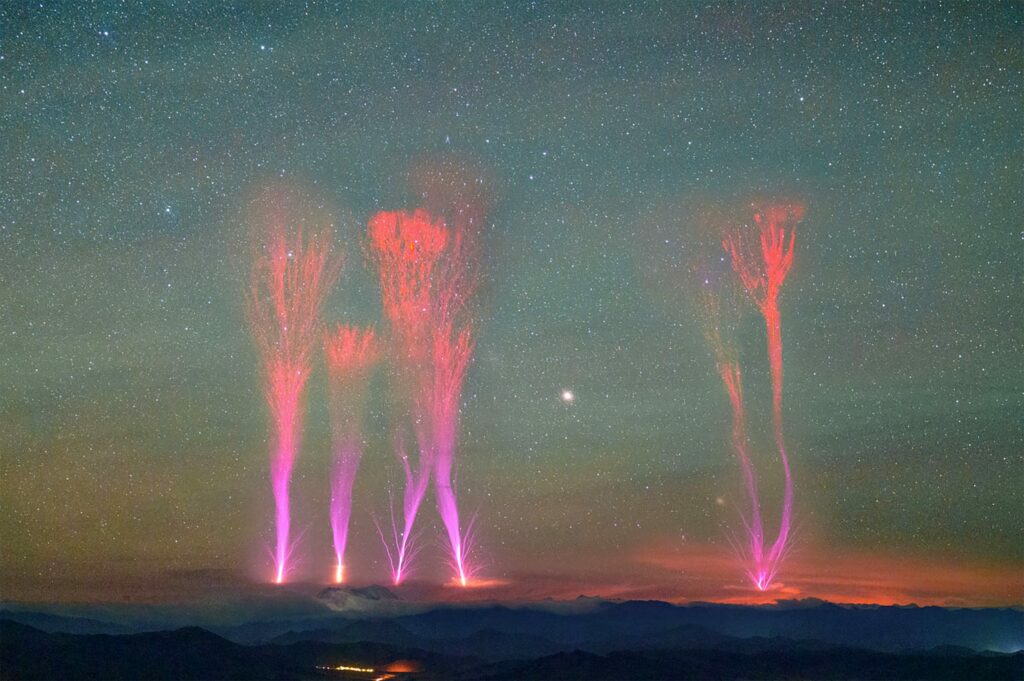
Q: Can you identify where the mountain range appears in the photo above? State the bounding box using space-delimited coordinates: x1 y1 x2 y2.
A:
2 591 1021 680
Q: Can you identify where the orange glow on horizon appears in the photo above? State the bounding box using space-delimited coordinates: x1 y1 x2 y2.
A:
633 538 1024 607
5 543 1019 607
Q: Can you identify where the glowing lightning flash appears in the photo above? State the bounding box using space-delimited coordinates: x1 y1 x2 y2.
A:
324 325 380 584
722 200 805 589
369 207 481 586
247 189 341 584
369 210 448 585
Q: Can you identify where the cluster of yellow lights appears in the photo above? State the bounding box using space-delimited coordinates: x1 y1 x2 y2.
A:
316 663 374 673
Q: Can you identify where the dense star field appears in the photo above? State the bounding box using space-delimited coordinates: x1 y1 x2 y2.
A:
1 3 1021 606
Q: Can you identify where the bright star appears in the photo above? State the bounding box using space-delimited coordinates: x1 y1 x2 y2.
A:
561 389 574 403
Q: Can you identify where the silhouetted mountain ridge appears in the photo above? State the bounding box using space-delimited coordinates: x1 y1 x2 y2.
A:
0 620 475 680
0 609 130 635
4 597 1023 679
463 647 1024 681
4 610 1024 681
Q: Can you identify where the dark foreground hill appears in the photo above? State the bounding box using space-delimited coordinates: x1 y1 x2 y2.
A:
0 620 471 680
3 618 1022 681
466 648 1024 681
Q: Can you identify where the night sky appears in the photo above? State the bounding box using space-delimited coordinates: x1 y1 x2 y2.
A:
2 2 1021 606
